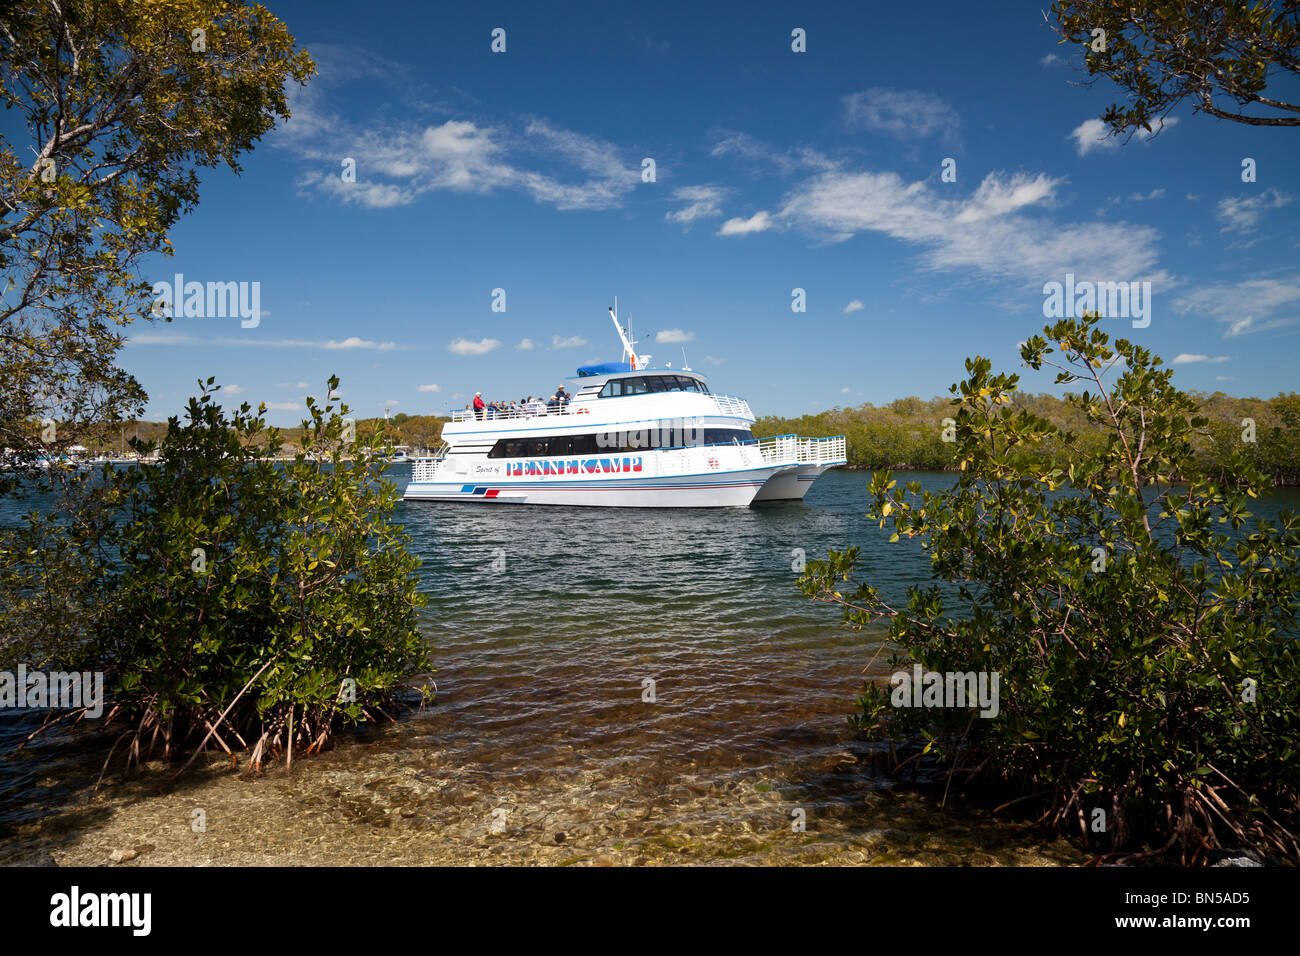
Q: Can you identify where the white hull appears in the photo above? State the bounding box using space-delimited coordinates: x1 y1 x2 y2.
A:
404 464 794 508
751 463 835 502
404 437 845 509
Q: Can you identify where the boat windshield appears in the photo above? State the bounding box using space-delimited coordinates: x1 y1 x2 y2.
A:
598 374 709 398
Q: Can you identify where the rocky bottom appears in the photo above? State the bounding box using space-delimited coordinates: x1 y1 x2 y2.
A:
2 723 1086 867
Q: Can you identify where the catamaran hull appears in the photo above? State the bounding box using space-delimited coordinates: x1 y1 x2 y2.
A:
752 464 837 502
403 464 797 508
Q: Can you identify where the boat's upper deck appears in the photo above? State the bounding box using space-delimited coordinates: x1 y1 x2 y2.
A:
447 368 753 428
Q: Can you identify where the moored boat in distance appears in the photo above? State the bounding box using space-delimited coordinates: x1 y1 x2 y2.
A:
403 304 846 507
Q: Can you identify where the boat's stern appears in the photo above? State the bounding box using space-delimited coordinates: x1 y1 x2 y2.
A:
752 435 847 501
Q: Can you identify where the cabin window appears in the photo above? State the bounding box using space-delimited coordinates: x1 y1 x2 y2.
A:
597 374 709 397
488 428 755 458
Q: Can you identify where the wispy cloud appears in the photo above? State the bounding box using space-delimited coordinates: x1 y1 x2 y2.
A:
130 334 400 350
1216 188 1292 234
448 336 501 355
551 334 588 348
775 167 1163 285
1070 116 1179 156
718 210 773 236
842 88 960 142
1171 353 1229 364
1174 276 1300 337
515 338 535 351
655 328 694 343
843 300 865 313
666 185 726 224
709 131 832 176
278 61 641 212
417 383 442 392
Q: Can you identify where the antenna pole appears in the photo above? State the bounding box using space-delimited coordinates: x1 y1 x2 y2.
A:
608 299 638 369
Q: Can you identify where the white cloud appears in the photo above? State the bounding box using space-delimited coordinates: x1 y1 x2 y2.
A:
552 334 588 348
279 77 640 212
655 328 694 343
516 338 535 351
1174 276 1300 337
843 88 960 141
841 386 852 393
1170 354 1229 365
1216 188 1292 233
417 383 442 392
1041 53 1064 66
1216 376 1235 382
718 210 773 236
263 401 303 411
448 336 501 355
224 384 246 394
1070 119 1111 156
843 300 865 313
709 131 833 176
666 185 726 224
953 172 1062 224
1070 116 1179 156
702 355 724 365
776 168 1163 284
325 336 397 350
129 334 400 350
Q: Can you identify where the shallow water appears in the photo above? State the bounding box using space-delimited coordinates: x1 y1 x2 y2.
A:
2 469 1295 865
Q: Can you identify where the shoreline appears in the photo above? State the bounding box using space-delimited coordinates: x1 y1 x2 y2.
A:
1 720 1087 867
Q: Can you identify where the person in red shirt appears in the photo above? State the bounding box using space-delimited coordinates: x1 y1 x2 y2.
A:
473 392 485 420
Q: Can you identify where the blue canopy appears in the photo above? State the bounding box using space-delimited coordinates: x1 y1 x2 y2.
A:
576 361 632 377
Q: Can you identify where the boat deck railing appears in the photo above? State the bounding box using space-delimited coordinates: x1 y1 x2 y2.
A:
447 393 754 423
410 434 846 483
757 434 848 466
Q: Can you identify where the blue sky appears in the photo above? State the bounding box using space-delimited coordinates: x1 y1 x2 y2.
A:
119 0 1300 425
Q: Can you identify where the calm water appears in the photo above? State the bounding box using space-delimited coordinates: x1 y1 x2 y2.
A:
2 469 1296 864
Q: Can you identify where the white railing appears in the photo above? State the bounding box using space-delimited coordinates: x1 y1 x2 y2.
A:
757 434 847 466
450 402 579 423
711 394 753 419
448 392 755 424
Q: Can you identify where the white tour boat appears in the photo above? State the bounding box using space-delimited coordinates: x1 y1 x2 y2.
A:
404 306 846 507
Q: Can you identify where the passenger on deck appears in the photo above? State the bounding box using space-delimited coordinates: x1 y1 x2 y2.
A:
546 394 561 413
555 384 570 405
473 392 485 420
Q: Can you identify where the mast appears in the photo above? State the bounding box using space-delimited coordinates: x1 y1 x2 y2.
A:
608 298 639 370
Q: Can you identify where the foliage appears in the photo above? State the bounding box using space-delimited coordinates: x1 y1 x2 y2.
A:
0 476 115 672
92 377 430 775
799 315 1300 863
1050 0 1300 132
754 389 1300 487
0 0 314 483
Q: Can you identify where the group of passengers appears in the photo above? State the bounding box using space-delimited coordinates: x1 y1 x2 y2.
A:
470 385 570 420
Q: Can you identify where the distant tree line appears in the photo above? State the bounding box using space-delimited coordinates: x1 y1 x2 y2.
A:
77 413 451 458
754 391 1300 487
